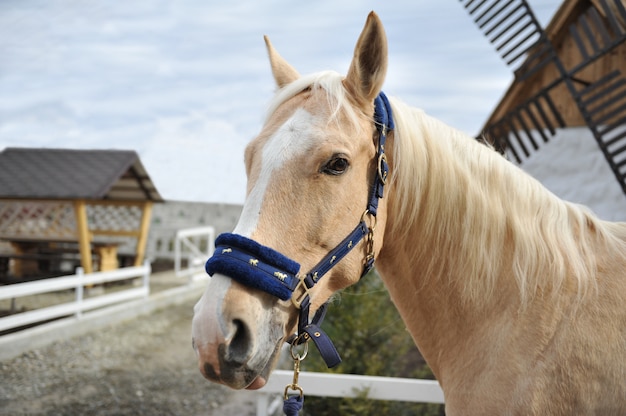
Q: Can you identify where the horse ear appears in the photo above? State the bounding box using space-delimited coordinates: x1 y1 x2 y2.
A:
264 35 300 88
344 12 388 107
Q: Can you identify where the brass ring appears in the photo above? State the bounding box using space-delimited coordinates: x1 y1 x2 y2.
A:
289 336 309 360
361 209 377 232
377 153 388 185
284 384 304 399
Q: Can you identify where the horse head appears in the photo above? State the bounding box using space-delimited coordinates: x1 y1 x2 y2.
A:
191 12 391 390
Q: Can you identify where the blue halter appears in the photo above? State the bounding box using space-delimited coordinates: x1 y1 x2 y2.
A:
205 91 394 368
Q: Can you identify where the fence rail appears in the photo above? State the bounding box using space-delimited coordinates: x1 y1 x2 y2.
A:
0 262 150 333
174 226 214 279
256 369 445 415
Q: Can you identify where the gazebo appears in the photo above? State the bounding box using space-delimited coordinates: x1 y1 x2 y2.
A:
0 147 163 277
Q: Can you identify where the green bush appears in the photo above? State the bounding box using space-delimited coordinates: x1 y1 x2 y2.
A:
298 270 445 416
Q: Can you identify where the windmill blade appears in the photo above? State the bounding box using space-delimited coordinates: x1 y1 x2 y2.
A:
466 0 626 196
576 70 626 195
484 85 565 163
459 0 553 79
569 0 626 71
562 0 626 195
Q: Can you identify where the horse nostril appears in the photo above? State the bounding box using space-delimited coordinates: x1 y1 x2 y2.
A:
228 319 252 364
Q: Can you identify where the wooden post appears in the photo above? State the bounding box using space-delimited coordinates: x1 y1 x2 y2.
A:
134 201 153 266
74 200 93 274
93 244 119 271
9 242 38 278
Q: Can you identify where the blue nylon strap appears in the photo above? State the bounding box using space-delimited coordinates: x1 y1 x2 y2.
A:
363 256 376 276
367 92 393 216
296 296 329 336
296 296 342 368
205 233 300 301
302 324 341 368
303 220 369 289
283 395 304 416
374 91 395 132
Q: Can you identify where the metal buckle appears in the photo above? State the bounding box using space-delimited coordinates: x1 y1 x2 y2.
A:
377 152 388 185
284 339 308 399
291 275 311 309
361 210 377 264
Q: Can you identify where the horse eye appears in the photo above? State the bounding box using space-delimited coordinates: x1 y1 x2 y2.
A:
322 156 349 175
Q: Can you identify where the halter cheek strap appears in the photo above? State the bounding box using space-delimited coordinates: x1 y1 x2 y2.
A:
204 91 394 368
369 88 394 216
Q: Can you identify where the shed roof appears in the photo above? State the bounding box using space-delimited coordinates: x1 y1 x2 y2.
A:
0 147 163 201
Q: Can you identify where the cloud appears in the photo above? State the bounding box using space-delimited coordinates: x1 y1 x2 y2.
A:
0 0 564 204
141 111 248 203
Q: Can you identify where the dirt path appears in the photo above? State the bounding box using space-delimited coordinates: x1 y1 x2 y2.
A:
0 298 258 415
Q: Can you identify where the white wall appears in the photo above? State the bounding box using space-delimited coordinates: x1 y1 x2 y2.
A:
516 127 626 222
145 201 242 260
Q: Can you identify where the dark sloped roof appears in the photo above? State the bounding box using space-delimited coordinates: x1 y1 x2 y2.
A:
0 147 163 201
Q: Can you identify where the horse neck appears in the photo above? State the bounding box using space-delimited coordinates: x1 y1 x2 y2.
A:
381 107 528 300
375 107 599 377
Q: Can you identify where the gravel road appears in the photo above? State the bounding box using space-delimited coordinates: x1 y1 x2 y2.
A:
0 298 257 415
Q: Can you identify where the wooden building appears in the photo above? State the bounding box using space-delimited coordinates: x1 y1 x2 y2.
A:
477 0 626 196
0 148 163 277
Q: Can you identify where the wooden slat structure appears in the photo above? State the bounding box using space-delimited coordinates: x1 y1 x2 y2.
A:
482 0 626 128
0 148 163 276
462 0 626 196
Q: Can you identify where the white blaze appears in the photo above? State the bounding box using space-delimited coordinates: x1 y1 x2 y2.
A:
233 108 316 237
192 110 318 367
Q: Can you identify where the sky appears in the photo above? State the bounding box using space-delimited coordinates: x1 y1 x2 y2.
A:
0 0 563 204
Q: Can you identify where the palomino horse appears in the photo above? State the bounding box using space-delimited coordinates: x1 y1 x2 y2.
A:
192 12 626 415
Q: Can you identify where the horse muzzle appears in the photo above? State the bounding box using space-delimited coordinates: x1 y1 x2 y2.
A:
191 274 287 390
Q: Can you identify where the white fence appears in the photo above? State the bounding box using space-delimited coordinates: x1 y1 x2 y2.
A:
144 201 241 261
0 262 150 333
256 370 445 415
174 226 214 279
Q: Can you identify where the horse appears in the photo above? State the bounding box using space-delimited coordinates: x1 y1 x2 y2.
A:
192 11 626 415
